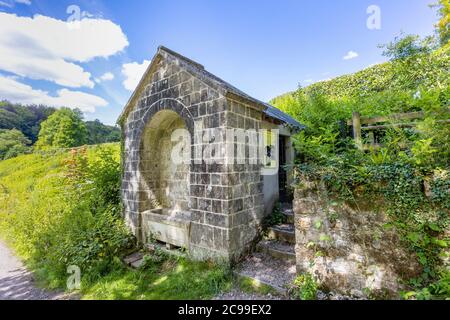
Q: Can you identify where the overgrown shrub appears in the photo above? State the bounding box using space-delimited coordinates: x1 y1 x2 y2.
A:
0 129 31 160
0 144 134 289
274 34 449 299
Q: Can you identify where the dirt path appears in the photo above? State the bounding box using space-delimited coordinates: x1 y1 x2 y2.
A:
0 240 76 300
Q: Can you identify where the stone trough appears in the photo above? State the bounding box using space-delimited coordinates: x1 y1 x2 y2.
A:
141 209 191 249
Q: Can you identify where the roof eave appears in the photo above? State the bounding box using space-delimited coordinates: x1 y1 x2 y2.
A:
117 46 306 131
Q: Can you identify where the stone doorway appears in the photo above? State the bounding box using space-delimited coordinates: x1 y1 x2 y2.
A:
278 135 292 203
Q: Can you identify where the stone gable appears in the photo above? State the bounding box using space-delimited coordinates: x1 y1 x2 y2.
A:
120 48 270 261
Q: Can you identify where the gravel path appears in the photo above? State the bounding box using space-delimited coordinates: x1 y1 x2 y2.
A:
237 252 297 291
214 289 285 300
0 240 77 300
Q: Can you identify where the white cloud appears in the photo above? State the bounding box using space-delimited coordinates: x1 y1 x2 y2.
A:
0 1 13 7
95 72 115 83
14 0 31 5
122 59 151 91
0 75 107 112
303 79 313 84
0 12 128 88
343 51 359 60
0 0 31 7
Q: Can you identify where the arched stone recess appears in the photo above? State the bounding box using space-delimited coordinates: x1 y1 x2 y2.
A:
139 108 191 213
123 98 195 247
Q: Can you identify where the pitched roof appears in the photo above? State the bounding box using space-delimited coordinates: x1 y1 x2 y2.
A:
119 46 305 130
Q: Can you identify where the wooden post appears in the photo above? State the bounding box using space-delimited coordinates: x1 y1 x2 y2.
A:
352 112 362 150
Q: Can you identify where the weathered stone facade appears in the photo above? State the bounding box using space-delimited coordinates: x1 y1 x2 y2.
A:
293 180 422 298
118 47 301 262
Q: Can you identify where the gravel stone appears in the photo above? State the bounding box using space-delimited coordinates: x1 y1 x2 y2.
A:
236 252 296 290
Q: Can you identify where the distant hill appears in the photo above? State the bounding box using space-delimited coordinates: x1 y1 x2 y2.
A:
0 102 55 143
0 101 120 145
85 120 121 145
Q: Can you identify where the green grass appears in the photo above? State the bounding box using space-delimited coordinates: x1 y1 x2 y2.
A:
81 257 233 300
0 145 234 300
237 275 279 296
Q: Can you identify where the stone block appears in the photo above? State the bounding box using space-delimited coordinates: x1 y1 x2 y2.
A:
206 213 229 228
190 223 214 248
293 197 318 215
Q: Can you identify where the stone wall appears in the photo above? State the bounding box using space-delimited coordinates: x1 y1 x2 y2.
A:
294 180 422 299
225 99 265 259
121 50 267 262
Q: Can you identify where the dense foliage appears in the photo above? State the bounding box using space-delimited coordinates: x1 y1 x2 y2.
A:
35 108 88 149
271 43 449 122
0 129 31 160
0 144 133 286
434 0 450 46
85 120 121 145
0 101 55 143
272 34 449 299
0 101 120 154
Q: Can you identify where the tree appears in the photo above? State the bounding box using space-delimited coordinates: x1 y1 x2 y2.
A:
0 101 56 143
36 108 88 149
380 34 433 61
0 129 31 160
85 119 121 145
433 0 450 46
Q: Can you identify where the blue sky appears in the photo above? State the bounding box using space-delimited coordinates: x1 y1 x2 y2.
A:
0 0 440 125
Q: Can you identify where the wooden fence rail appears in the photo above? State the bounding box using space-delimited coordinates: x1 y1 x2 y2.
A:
349 108 450 150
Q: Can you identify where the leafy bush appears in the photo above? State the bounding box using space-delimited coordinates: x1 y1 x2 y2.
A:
290 273 318 300
402 270 450 300
434 0 450 46
0 129 31 160
0 143 134 288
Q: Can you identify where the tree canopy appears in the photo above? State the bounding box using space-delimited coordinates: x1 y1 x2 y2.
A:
85 120 121 145
0 129 31 160
0 101 55 143
434 0 450 45
36 108 88 149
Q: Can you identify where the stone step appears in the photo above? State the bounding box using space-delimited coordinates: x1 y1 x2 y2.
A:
234 272 288 296
123 251 144 269
235 252 297 297
267 224 295 244
257 240 295 261
280 203 294 224
283 211 294 224
145 242 187 258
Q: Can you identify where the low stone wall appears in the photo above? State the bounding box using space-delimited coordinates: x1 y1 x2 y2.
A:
294 180 422 299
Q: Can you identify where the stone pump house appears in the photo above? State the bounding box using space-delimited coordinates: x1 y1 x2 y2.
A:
118 46 304 262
